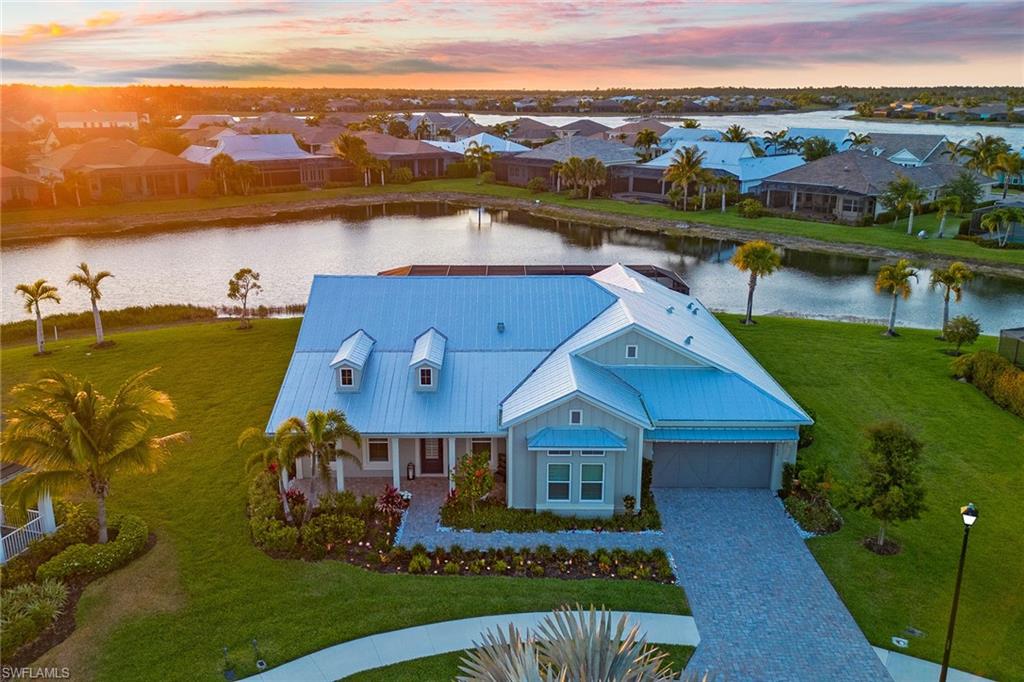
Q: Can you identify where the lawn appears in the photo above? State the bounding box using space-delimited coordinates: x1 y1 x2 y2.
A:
5 178 1022 268
342 644 696 681
0 321 686 682
2 316 1021 680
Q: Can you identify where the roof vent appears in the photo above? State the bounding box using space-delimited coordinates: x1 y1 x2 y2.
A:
691 307 698 315
666 306 674 314
684 335 693 345
496 322 505 333
686 302 693 310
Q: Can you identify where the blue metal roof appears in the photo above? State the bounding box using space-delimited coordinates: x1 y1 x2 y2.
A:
330 329 375 369
410 328 446 368
528 427 628 450
646 428 798 442
659 128 723 146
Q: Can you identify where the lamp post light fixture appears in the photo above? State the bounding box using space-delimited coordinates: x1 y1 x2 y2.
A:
939 503 978 682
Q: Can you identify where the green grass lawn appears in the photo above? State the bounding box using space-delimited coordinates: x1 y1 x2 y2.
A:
342 644 696 681
2 316 1021 680
5 178 1022 268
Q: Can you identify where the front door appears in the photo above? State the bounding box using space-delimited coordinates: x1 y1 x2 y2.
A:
420 438 444 474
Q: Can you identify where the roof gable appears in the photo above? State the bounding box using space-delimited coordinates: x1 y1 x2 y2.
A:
330 329 375 369
410 328 447 368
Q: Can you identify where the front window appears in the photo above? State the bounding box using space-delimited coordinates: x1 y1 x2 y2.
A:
580 450 604 457
471 438 491 455
419 367 433 386
368 438 389 463
547 449 571 457
547 463 570 501
580 463 604 501
339 368 354 386
569 409 583 425
842 198 861 213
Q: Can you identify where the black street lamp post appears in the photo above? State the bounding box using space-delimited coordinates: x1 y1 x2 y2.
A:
939 502 978 682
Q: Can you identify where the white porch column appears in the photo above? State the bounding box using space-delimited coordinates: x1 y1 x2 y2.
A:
791 190 798 212
491 437 499 470
635 426 645 513
280 467 291 491
334 458 344 492
390 437 400 489
766 188 772 208
38 491 57 533
447 437 457 491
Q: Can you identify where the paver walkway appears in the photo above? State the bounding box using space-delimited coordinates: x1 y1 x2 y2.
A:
655 488 892 681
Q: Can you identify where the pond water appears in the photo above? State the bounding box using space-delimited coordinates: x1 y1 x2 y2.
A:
2 203 1021 331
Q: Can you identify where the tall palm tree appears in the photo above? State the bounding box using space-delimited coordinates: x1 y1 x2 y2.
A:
210 153 236 195
67 262 113 346
721 124 752 143
15 279 61 355
875 259 919 336
464 141 494 176
559 156 586 195
962 133 1011 175
994 151 1024 199
880 175 927 234
780 135 804 154
549 161 564 192
981 206 1024 247
2 369 187 543
62 169 87 207
41 175 59 206
845 132 872 148
414 119 431 141
662 146 706 211
718 176 737 213
934 195 962 238
491 122 512 139
458 606 674 682
731 240 782 324
633 128 660 162
274 410 361 520
763 129 788 156
696 168 717 210
580 157 607 199
681 118 701 128
238 427 299 524
333 133 372 186
930 262 974 335
941 139 967 164
230 162 260 195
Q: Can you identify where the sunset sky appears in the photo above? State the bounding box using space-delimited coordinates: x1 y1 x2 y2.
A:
2 0 1022 89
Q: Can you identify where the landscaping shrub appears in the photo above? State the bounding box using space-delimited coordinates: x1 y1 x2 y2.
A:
249 516 299 554
449 451 494 513
389 167 414 185
526 177 547 193
196 179 218 198
784 495 842 534
36 514 149 582
0 504 96 589
318 490 359 517
445 162 476 179
247 470 283 521
737 198 765 219
252 184 307 195
479 171 496 184
443 561 460 575
0 580 68 659
408 553 431 574
99 186 123 205
300 514 365 559
953 351 1024 418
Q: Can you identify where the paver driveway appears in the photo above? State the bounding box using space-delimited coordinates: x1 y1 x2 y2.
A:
654 488 892 682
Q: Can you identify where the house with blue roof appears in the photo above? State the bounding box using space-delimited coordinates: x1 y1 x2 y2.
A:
269 265 811 516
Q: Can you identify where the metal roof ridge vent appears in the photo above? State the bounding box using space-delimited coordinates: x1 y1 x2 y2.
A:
684 335 694 345
666 305 674 314
686 302 694 309
691 307 698 315
497 321 506 333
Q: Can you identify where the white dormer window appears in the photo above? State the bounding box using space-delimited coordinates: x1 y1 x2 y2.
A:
419 367 433 387
569 409 583 425
625 344 638 359
339 368 354 386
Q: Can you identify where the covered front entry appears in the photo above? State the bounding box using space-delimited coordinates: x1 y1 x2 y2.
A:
419 438 445 474
651 442 773 488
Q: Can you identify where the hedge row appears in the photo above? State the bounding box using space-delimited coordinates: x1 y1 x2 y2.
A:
0 504 96 588
953 351 1024 418
36 514 149 582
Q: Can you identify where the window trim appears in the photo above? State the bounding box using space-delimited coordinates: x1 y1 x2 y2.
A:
547 462 571 502
547 449 571 457
580 450 605 457
625 344 638 359
418 367 433 387
569 409 583 425
364 438 391 468
339 367 354 386
579 462 604 502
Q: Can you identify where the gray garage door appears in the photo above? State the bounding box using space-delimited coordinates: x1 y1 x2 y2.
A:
651 442 773 488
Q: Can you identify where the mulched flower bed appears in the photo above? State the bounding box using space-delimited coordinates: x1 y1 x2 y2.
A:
862 536 902 555
782 493 843 536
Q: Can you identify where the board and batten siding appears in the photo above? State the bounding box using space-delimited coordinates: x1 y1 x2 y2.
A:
580 329 702 367
507 396 641 516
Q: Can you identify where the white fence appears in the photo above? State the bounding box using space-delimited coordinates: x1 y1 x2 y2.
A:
1 507 46 563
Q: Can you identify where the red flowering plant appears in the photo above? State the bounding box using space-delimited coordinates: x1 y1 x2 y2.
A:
376 484 409 521
450 451 494 513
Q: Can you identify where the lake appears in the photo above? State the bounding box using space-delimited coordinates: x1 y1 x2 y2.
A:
2 203 1021 331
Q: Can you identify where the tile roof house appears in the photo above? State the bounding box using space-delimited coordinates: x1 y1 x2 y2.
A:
555 119 611 139
56 111 141 130
354 132 462 177
506 118 559 145
30 138 206 199
181 134 349 188
269 265 810 512
495 137 637 187
602 120 673 146
406 113 485 141
861 133 948 167
759 150 993 223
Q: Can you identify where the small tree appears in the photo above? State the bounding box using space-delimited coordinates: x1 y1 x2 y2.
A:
730 240 782 325
450 451 494 513
14 279 61 355
875 259 918 336
854 421 926 551
929 261 973 335
944 315 981 355
227 267 263 329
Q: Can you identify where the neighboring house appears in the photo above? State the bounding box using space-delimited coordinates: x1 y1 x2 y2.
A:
555 119 611 139
658 127 724 148
494 137 637 187
235 112 310 136
863 133 948 167
1 165 44 205
405 113 485 141
354 132 462 178
505 118 559 145
180 125 235 146
602 120 672 146
326 97 362 112
1 117 35 142
56 111 140 130
176 114 239 130
268 265 810 514
758 150 992 223
759 97 793 110
299 125 349 155
551 96 586 112
998 328 1024 368
615 141 804 195
589 98 622 112
36 129 63 154
424 132 529 155
30 139 206 199
513 98 539 112
181 134 348 188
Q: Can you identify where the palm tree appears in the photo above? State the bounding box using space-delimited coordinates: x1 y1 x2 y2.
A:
548 161 564 192
41 175 59 206
780 135 804 155
718 176 737 213
633 128 660 162
333 133 372 186
845 132 872 148
15 279 61 354
681 118 701 128
230 162 260 196
274 410 361 520
491 122 512 139
934 195 962 238
414 119 431 140
62 169 87 207
994 151 1024 199
696 168 716 210
67 263 113 346
875 259 919 336
559 156 586 195
731 240 782 325
941 139 967 164
2 369 187 543
210 153 236 195
580 157 607 199
962 133 1011 175
458 606 674 681
801 136 838 161
661 146 706 211
880 175 927 234
930 262 974 335
981 206 1024 247
721 124 751 143
238 427 298 524
763 129 788 156
464 141 494 176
